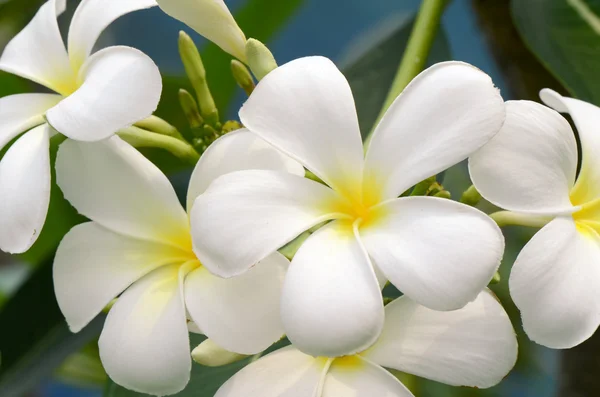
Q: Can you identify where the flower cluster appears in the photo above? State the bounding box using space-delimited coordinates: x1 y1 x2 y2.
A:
1 0 597 396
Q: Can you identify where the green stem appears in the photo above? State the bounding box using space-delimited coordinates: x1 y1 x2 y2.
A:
118 126 200 164
366 0 447 143
134 115 184 140
490 211 552 228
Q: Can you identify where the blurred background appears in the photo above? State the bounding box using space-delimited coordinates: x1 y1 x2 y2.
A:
0 0 596 396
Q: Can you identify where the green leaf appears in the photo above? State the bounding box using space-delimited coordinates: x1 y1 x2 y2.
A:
512 0 600 104
343 17 451 137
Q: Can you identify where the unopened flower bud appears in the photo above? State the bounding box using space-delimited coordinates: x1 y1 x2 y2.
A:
179 89 204 128
231 60 255 96
245 38 277 80
191 339 249 367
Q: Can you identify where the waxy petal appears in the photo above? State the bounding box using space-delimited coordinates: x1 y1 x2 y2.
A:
156 0 247 61
191 170 341 278
510 217 600 348
0 125 50 253
470 100 577 214
360 197 503 311
99 264 191 396
184 252 287 355
364 62 505 200
186 129 303 212
281 221 384 357
239 57 365 199
54 222 192 333
56 136 190 250
0 93 62 151
67 0 158 72
46 46 162 142
0 0 75 95
362 290 517 389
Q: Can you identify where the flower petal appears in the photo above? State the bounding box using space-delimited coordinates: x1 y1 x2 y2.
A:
156 0 246 62
215 346 325 397
282 221 384 357
361 290 517 389
509 217 600 348
0 0 75 95
0 93 62 151
186 129 303 212
67 0 158 72
0 125 50 254
469 100 577 214
46 46 162 142
541 89 600 205
239 56 364 198
364 61 505 200
184 252 287 355
191 169 341 278
323 357 414 397
98 264 191 396
360 196 504 311
54 222 192 333
56 136 190 250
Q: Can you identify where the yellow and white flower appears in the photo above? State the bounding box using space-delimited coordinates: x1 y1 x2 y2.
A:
53 130 303 395
191 56 507 358
215 290 517 397
0 0 162 253
470 89 600 349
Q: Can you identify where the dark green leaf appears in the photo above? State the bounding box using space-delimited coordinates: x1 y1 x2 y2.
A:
512 0 600 104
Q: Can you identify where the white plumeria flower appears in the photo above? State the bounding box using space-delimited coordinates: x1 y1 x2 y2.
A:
53 130 304 395
191 56 507 358
156 0 247 62
470 89 600 349
215 290 518 397
0 0 162 253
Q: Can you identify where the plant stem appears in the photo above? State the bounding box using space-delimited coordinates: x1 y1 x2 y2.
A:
490 211 552 228
118 126 200 165
366 0 447 142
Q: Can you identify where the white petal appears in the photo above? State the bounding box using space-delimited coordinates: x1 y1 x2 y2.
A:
282 221 384 357
215 346 324 397
67 0 158 73
0 0 75 95
239 56 365 199
56 136 190 249
191 169 341 278
362 290 517 389
541 89 600 205
323 357 414 397
0 93 62 151
99 264 191 396
509 217 600 348
156 0 246 61
186 129 303 212
54 222 192 333
184 252 287 355
0 125 50 253
360 197 504 311
469 100 577 214
46 46 162 142
364 62 505 200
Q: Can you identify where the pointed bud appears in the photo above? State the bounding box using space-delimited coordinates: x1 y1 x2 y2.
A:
245 38 277 80
410 175 436 196
231 60 255 96
178 89 204 128
460 185 482 207
191 339 249 367
157 0 247 61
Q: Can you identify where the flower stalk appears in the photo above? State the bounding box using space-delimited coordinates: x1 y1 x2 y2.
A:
118 126 200 164
490 211 552 228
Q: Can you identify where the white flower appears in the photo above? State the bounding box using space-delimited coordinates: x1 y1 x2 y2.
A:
156 0 247 62
191 56 507 357
470 89 600 349
53 130 304 395
215 290 518 397
0 0 162 253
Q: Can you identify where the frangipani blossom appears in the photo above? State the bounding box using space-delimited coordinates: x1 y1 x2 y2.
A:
156 0 247 62
470 90 600 349
215 290 518 397
53 130 303 395
0 0 162 253
191 56 507 357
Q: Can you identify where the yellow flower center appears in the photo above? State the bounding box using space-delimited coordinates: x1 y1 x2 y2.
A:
570 190 600 237
329 177 386 229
